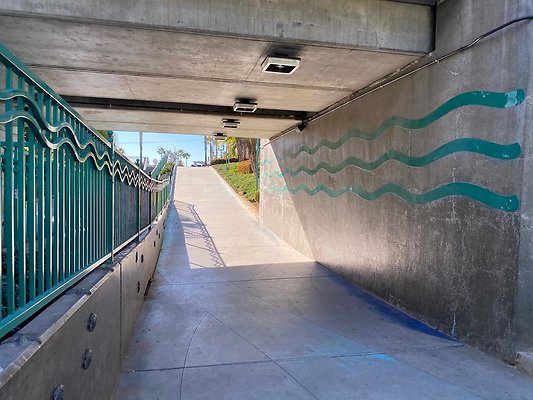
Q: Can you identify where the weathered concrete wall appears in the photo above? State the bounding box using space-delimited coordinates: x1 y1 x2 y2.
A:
0 207 169 400
118 222 168 357
261 0 532 360
515 11 533 353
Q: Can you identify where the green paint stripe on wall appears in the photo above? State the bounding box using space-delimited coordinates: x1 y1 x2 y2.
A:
264 182 519 212
287 90 525 158
263 139 521 178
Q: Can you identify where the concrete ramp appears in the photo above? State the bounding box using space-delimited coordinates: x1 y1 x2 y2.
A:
114 167 533 399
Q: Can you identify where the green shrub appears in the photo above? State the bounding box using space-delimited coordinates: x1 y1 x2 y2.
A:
159 162 175 178
213 162 259 202
210 157 238 165
236 160 252 174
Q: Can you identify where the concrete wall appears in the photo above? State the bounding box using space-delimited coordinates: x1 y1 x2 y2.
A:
515 7 533 354
0 206 169 400
260 0 532 360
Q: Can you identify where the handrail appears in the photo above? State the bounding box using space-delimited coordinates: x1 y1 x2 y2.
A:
0 42 171 338
151 155 169 179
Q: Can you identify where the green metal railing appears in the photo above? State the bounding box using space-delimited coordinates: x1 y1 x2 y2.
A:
0 43 171 338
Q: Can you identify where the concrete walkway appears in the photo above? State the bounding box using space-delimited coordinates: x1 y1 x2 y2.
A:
114 167 533 400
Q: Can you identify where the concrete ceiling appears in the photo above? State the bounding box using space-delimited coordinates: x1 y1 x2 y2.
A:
80 108 298 137
0 0 434 138
396 0 437 4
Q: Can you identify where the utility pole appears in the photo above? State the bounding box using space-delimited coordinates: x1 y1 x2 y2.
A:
255 138 260 190
140 131 143 170
204 136 208 165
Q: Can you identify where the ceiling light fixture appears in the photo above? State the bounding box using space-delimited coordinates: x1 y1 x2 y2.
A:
222 119 240 129
261 56 300 74
213 133 227 140
233 101 258 113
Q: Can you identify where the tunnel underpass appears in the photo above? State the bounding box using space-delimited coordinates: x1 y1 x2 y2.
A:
0 0 532 398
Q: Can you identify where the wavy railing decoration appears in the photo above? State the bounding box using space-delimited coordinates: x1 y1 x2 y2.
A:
262 89 525 212
0 43 171 338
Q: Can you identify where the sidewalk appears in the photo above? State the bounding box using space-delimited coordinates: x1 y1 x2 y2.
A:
114 167 533 400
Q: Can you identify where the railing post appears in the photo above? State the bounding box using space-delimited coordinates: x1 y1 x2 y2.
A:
27 86 36 301
137 131 142 241
16 75 27 307
149 182 153 223
4 66 15 315
108 131 115 263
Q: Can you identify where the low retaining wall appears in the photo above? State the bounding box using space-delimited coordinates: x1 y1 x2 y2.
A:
0 205 169 400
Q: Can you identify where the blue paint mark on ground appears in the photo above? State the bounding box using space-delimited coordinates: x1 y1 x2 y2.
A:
333 276 455 341
370 354 394 362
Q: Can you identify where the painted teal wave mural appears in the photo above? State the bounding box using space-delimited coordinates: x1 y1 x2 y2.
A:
263 89 525 212
287 90 525 158
260 158 273 166
264 182 519 212
263 138 521 178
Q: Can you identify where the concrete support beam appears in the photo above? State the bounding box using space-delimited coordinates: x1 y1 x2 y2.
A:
0 0 433 53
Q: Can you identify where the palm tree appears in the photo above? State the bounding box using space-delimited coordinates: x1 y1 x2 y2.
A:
226 137 237 158
236 138 258 173
183 152 191 166
175 149 185 166
165 150 174 162
214 141 220 160
206 136 214 162
157 147 166 159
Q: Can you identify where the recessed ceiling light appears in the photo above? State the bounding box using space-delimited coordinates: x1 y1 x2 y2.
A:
233 101 258 113
222 119 240 129
261 56 300 74
213 133 227 140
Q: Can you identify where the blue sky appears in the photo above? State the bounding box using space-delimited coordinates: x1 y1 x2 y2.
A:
113 131 206 164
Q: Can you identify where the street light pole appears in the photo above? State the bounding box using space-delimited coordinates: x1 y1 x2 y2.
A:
204 136 208 165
